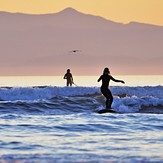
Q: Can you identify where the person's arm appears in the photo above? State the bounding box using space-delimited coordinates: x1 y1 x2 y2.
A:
69 73 73 83
71 76 74 83
110 76 125 84
97 75 102 82
63 74 67 79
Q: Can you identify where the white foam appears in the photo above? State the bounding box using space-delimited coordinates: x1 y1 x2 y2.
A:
112 96 163 113
111 86 163 98
0 86 100 101
0 86 163 113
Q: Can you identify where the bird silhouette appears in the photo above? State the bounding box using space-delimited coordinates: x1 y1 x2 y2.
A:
69 50 81 53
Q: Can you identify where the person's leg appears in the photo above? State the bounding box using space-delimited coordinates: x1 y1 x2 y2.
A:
70 82 72 86
106 89 113 108
67 81 69 86
101 88 113 109
102 89 113 109
106 98 109 108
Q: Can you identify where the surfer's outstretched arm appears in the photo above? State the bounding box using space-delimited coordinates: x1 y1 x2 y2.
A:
110 76 125 84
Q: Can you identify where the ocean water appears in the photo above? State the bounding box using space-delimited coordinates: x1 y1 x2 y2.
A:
0 76 163 162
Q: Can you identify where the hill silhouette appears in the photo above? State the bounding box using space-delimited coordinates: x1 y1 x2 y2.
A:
0 8 162 75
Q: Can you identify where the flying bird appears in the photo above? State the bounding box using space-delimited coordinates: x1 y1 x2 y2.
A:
69 50 82 53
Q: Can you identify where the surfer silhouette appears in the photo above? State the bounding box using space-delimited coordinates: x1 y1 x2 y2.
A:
64 69 74 86
97 67 125 109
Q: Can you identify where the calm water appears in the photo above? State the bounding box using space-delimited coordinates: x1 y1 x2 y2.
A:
0 76 163 162
0 75 162 87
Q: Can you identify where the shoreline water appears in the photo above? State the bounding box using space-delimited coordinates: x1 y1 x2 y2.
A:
0 75 162 87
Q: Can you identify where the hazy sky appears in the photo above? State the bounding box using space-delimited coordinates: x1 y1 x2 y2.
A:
0 0 163 76
0 0 163 26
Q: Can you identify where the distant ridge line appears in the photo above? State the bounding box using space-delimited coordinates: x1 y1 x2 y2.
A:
0 8 162 27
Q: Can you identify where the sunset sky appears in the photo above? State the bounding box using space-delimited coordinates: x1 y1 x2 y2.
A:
0 0 163 26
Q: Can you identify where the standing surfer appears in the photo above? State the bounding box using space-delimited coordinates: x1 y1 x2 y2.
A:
64 69 74 86
97 67 125 109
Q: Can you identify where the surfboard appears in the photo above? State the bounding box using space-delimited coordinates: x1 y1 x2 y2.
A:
98 109 117 114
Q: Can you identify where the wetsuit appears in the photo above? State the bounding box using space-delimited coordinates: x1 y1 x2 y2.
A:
64 72 73 86
98 74 114 109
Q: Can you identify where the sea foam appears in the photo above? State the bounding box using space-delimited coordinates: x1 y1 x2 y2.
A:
0 86 162 101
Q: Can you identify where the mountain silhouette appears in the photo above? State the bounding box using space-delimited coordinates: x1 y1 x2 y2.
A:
0 8 162 75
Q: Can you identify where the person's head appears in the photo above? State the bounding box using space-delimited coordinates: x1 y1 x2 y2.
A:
103 67 110 75
67 69 70 73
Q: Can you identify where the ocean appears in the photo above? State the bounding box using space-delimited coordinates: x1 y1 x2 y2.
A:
0 76 163 162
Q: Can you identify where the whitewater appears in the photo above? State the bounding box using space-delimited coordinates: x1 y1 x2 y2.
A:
0 85 163 162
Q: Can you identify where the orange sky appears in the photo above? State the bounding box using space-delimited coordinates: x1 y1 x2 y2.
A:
0 0 163 26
